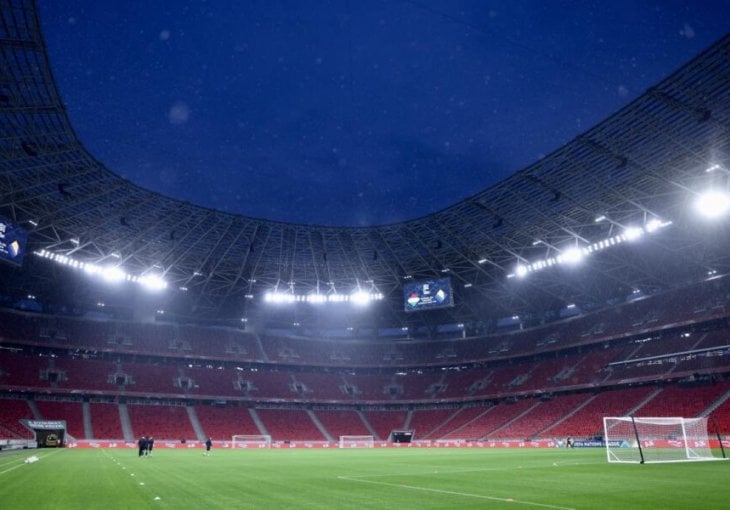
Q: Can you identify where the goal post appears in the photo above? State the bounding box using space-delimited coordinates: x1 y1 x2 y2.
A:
231 434 272 448
603 416 727 464
339 435 374 448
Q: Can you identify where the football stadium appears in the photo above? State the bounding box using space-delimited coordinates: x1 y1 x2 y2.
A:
1 1 730 508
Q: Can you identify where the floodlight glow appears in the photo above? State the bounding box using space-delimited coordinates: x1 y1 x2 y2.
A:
645 219 662 233
264 292 295 303
139 274 167 291
561 247 584 265
623 226 644 241
515 265 528 278
307 293 326 304
101 266 125 283
350 290 371 305
695 190 730 219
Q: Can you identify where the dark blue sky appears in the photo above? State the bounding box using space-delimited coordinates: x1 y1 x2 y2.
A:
39 1 730 226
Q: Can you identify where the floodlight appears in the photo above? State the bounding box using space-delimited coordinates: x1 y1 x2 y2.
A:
561 247 584 265
515 265 528 278
645 219 662 233
350 290 371 305
695 190 730 218
139 274 167 291
307 293 326 304
101 266 125 283
623 226 644 241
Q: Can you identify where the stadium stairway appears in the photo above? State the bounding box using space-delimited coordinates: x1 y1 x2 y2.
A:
252 332 269 362
306 410 333 441
531 394 599 439
118 403 134 441
82 401 92 439
485 400 542 439
248 408 269 436
403 410 413 431
626 387 664 416
703 388 730 416
187 406 206 441
356 410 380 440
27 400 42 420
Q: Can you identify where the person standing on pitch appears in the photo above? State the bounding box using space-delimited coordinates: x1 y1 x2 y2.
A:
138 436 147 457
204 437 212 456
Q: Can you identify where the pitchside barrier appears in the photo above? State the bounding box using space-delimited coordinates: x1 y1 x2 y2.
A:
66 439 730 449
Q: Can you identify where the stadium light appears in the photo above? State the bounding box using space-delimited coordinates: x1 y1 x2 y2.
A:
623 226 644 241
515 265 528 278
263 289 383 305
350 290 371 305
101 266 125 283
560 247 584 265
508 216 671 280
694 190 730 219
139 274 168 291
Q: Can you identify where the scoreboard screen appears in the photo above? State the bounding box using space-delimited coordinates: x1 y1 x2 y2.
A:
403 278 453 312
0 217 28 267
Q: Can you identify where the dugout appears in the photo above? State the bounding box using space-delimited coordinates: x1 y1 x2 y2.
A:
24 420 67 448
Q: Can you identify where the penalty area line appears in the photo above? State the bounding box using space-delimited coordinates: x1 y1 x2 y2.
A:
337 475 576 510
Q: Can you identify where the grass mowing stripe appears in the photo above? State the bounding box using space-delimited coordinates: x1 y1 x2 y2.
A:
0 448 727 509
337 475 577 510
0 448 62 475
341 460 606 478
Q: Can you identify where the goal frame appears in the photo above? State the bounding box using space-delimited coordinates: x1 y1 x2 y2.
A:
603 416 726 464
231 434 272 448
338 435 375 449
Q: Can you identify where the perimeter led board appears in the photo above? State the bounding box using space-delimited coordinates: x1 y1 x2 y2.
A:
404 278 453 312
0 217 28 267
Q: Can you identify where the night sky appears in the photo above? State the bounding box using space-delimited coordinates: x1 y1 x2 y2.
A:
39 1 730 227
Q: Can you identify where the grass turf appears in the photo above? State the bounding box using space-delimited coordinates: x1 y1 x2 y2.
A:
0 447 728 509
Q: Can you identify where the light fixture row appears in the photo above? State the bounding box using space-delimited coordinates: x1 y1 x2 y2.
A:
34 250 167 291
508 218 672 279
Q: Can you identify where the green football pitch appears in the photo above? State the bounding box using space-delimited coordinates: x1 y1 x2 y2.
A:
0 447 727 509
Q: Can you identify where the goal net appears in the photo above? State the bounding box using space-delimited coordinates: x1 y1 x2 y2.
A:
339 435 374 448
603 416 726 464
231 434 272 448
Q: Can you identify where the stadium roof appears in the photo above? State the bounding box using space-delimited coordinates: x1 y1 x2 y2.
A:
1 1 729 332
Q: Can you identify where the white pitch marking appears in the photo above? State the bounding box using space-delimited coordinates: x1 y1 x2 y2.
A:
0 449 62 476
0 462 26 476
337 476 576 510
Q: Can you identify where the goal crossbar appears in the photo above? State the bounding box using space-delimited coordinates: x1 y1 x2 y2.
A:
339 435 374 448
603 416 727 464
231 434 272 448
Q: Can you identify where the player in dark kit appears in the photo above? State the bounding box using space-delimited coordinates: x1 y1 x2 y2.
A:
138 436 147 457
204 437 212 456
146 436 154 456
